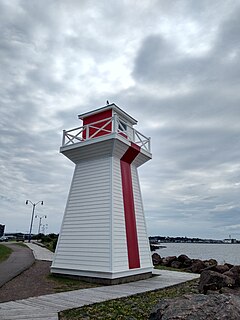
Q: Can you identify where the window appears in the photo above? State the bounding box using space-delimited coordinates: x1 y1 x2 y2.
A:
118 119 127 132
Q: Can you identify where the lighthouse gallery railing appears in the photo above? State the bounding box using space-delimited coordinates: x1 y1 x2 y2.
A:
62 115 151 152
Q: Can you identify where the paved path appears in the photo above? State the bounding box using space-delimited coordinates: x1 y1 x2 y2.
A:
25 242 54 261
0 269 199 320
0 243 35 288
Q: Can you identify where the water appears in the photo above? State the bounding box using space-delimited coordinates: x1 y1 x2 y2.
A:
155 243 240 265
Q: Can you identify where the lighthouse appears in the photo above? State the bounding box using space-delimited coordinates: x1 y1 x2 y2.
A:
51 103 153 283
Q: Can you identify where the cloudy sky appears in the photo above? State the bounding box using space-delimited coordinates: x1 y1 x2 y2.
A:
1 0 240 240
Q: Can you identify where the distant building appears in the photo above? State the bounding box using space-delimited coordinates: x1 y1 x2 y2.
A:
223 238 237 244
0 224 5 237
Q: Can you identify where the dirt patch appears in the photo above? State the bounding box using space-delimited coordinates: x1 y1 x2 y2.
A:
0 260 100 303
0 260 56 302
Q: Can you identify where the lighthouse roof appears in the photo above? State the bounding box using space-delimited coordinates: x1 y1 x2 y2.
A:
78 103 138 125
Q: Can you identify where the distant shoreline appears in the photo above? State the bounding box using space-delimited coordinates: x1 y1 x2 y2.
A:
149 236 239 244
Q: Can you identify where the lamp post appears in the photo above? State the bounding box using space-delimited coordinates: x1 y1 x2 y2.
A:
42 223 48 235
26 200 43 242
35 214 47 235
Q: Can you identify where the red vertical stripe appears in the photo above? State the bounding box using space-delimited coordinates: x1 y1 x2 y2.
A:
120 143 141 269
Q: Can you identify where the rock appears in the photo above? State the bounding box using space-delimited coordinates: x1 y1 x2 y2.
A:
225 262 234 269
152 253 162 265
220 287 240 296
150 244 156 251
230 266 240 273
199 270 235 294
149 294 240 320
161 256 177 267
182 258 192 268
214 264 229 274
224 266 240 286
188 259 206 273
171 260 182 269
178 254 190 262
204 259 217 267
177 254 192 268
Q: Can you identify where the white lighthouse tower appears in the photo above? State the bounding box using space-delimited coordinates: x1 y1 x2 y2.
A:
51 103 153 283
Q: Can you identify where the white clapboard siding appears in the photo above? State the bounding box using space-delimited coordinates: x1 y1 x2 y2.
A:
131 165 153 269
52 131 152 280
52 155 112 272
61 139 115 164
112 156 129 272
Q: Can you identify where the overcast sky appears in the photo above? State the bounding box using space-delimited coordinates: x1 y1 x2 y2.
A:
0 0 240 240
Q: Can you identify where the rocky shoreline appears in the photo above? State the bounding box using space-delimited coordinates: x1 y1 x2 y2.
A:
152 252 232 273
151 253 240 319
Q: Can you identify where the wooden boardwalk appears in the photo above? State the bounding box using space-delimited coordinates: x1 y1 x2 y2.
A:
0 269 199 320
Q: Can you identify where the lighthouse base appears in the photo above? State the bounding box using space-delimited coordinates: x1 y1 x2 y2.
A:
50 267 153 285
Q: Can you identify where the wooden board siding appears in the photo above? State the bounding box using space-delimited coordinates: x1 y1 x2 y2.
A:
82 109 112 139
61 139 114 164
52 156 112 272
112 156 128 272
131 165 153 269
52 134 152 279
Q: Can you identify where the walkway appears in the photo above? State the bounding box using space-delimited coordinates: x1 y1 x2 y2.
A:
0 243 34 288
25 242 54 261
0 243 199 319
0 269 199 320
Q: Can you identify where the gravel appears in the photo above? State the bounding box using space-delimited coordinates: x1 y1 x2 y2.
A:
0 260 56 303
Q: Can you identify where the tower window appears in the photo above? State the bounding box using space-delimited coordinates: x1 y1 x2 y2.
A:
118 119 127 132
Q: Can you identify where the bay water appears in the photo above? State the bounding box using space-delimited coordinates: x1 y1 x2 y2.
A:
156 243 240 265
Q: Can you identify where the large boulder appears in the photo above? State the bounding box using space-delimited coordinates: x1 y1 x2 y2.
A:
188 259 206 273
177 254 192 268
149 294 240 320
204 259 217 267
225 262 234 269
161 256 177 267
170 260 182 269
199 270 235 294
214 264 230 274
152 253 162 265
177 254 190 263
224 266 240 286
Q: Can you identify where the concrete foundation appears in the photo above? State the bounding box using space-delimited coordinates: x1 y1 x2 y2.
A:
51 271 153 285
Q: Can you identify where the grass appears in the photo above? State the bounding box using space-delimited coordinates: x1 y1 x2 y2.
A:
59 279 199 320
0 244 12 263
48 274 101 293
43 241 56 252
154 265 190 272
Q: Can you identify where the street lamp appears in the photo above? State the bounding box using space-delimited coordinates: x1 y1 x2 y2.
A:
42 223 48 235
35 214 47 235
26 200 44 242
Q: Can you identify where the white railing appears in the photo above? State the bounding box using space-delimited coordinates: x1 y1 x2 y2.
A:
62 115 151 152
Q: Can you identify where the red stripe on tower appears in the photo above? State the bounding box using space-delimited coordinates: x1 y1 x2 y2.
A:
120 142 141 269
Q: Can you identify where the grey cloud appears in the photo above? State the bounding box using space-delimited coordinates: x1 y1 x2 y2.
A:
133 5 240 89
1 0 240 239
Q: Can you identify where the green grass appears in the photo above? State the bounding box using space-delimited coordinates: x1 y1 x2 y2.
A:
59 279 199 320
44 242 55 252
0 244 12 263
48 274 100 293
154 265 190 272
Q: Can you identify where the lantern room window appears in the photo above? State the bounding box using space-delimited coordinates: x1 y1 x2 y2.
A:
118 119 127 133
